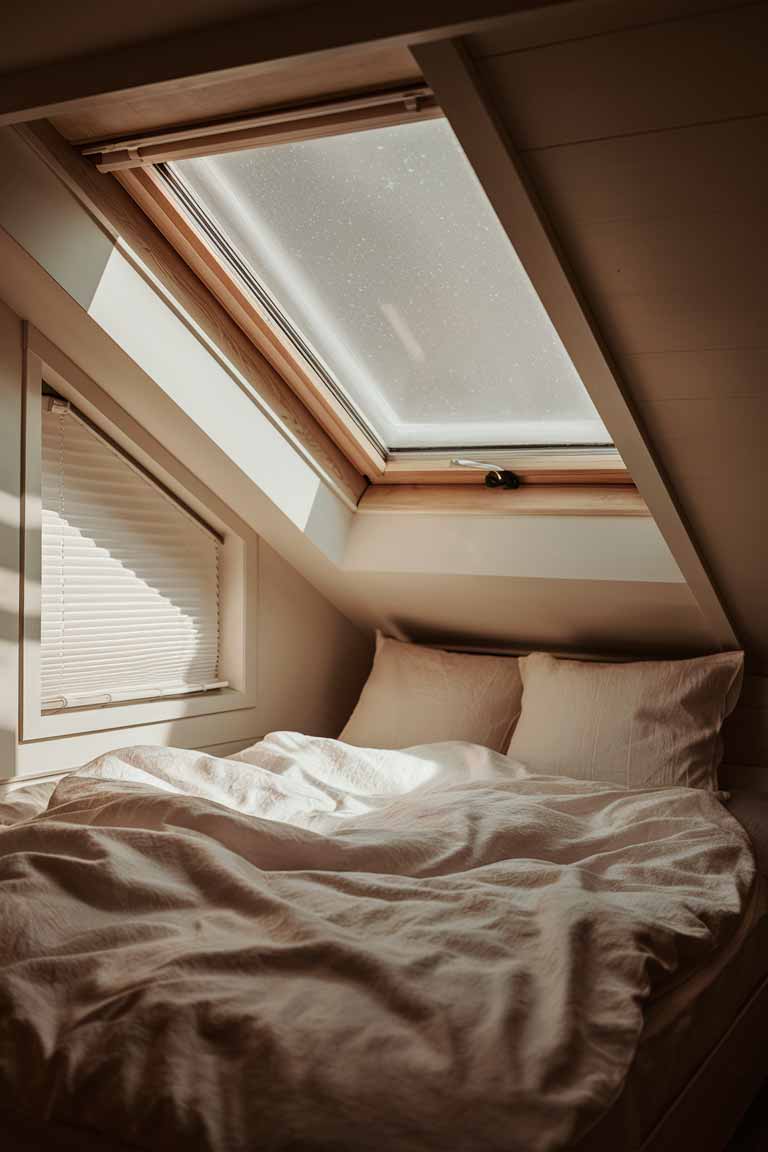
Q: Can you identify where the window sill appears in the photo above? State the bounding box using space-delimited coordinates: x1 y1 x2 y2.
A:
21 687 254 744
357 484 648 517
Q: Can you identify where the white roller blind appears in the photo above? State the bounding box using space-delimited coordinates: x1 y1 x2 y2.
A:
173 119 610 450
41 397 226 710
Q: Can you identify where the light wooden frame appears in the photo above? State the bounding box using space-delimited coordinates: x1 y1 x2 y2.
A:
381 448 628 486
358 483 649 517
20 326 258 743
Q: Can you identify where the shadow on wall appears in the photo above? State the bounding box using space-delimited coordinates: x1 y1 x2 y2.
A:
0 604 20 780
243 542 374 746
0 498 25 777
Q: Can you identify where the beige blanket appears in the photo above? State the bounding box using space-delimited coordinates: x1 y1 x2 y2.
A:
0 735 755 1151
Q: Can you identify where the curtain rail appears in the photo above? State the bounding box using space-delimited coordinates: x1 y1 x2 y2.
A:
82 85 439 171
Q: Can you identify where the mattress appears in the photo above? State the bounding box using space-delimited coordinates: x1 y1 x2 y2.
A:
579 788 768 1151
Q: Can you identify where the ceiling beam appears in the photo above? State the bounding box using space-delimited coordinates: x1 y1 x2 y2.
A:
412 36 739 651
0 1 562 127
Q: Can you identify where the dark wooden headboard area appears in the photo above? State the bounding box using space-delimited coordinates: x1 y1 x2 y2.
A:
722 676 768 791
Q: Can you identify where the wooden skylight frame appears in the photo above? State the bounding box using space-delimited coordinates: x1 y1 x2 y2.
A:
85 83 630 488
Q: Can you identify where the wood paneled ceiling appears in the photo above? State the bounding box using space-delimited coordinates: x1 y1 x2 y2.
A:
464 0 768 670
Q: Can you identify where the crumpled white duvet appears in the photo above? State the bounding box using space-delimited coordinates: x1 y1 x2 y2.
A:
0 734 756 1152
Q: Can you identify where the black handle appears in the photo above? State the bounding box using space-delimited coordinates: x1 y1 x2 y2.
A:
484 469 521 490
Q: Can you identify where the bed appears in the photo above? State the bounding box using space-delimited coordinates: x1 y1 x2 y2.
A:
1 733 766 1152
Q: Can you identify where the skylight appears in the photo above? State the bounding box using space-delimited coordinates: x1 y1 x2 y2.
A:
170 118 610 453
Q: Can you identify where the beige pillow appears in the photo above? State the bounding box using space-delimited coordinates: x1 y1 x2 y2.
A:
507 650 744 790
339 633 523 752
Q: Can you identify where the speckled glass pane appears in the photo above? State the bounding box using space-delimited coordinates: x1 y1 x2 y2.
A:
173 120 610 448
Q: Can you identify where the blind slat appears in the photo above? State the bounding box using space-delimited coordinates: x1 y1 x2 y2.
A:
41 402 225 710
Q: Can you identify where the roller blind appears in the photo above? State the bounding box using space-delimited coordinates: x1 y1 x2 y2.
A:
41 397 227 710
171 118 610 451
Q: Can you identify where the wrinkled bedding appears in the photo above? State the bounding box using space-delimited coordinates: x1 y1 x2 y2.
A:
0 735 756 1152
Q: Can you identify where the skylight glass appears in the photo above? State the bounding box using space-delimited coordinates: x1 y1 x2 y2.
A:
171 119 610 451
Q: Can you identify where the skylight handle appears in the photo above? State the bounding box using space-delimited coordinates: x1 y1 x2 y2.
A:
451 459 521 490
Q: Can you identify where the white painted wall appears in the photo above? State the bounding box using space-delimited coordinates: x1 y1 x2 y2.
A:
345 512 684 583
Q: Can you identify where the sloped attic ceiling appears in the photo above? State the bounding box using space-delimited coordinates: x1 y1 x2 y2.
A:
0 0 762 668
457 0 768 670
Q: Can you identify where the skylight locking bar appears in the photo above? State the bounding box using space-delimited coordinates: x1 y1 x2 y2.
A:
154 163 389 460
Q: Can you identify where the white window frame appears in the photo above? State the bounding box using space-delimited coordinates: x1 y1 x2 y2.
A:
21 326 257 742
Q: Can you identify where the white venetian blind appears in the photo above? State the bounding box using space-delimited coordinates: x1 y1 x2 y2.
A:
41 397 227 710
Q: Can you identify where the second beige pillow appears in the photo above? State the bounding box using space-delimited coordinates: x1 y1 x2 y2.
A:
507 650 744 790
